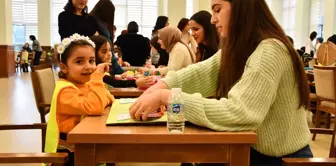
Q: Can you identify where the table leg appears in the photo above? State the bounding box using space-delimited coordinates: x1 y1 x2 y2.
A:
230 144 250 166
75 144 96 166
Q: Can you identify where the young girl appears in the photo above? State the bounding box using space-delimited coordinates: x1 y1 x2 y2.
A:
130 0 313 166
90 35 153 88
44 34 114 166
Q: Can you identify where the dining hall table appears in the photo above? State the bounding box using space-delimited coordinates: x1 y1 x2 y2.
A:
68 107 258 166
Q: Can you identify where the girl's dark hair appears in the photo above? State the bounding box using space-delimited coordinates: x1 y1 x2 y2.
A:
328 34 336 44
29 35 36 41
58 40 94 78
216 0 309 109
89 35 110 65
309 31 318 41
190 10 219 53
64 0 88 15
152 16 168 34
127 21 139 33
177 18 189 32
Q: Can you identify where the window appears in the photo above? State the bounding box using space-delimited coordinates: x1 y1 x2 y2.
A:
12 0 38 48
282 0 296 39
266 0 272 7
309 0 324 37
111 0 158 40
52 0 68 45
186 0 194 19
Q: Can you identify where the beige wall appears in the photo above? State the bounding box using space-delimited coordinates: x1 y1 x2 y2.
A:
323 0 336 40
295 0 311 47
38 0 52 46
0 0 13 45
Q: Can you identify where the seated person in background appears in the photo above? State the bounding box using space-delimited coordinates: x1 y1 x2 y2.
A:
44 34 114 165
90 35 153 87
115 21 151 66
156 26 196 75
178 18 198 54
150 36 169 67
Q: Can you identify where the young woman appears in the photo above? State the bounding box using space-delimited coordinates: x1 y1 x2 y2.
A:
29 35 42 65
156 27 195 75
130 0 312 165
152 16 169 37
178 18 198 54
58 0 99 40
190 10 219 61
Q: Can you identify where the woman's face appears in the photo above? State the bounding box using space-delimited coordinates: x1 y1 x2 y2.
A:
72 0 88 11
184 24 191 32
210 0 232 38
189 20 205 44
98 42 112 63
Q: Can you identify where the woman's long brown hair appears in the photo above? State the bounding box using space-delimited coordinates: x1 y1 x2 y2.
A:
216 0 309 109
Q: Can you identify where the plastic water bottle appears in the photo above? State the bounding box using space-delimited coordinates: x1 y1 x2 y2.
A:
167 88 185 133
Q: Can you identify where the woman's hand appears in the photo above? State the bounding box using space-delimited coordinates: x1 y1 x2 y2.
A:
129 89 171 121
136 77 154 87
143 80 169 95
95 63 111 74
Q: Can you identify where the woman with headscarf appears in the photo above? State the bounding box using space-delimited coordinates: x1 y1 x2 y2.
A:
58 0 99 40
156 26 195 75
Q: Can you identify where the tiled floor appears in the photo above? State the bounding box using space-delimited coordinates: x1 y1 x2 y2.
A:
0 72 332 166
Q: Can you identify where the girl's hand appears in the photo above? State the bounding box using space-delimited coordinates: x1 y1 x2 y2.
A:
136 77 154 87
129 89 171 121
121 72 128 79
95 63 111 74
123 61 131 67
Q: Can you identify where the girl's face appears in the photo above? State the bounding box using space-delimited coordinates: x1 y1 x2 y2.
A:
98 42 112 63
61 45 96 84
72 0 88 11
189 20 205 44
210 0 232 38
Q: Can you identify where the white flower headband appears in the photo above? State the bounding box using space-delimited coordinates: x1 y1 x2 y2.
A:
57 33 96 61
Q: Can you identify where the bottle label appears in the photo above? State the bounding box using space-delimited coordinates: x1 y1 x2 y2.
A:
172 104 181 114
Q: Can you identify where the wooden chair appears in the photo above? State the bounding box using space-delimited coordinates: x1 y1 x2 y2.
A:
31 64 56 151
0 123 68 165
311 66 336 157
282 128 336 165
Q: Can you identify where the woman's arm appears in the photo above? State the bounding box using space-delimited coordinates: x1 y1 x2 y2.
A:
161 50 221 97
103 75 137 88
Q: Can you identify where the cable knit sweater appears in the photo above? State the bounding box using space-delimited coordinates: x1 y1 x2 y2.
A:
162 39 311 157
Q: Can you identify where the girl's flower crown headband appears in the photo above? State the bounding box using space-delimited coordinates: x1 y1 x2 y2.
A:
57 33 96 61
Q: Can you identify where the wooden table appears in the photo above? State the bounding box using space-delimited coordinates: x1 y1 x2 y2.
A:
68 108 257 166
109 88 144 98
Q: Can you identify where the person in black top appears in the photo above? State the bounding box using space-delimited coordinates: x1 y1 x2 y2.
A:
152 16 169 37
90 35 153 88
115 21 151 66
58 0 99 40
190 10 219 62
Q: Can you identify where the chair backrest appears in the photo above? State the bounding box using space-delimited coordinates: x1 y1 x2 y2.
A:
31 64 56 109
314 66 336 101
317 41 336 66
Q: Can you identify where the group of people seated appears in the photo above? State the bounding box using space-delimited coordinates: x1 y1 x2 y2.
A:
40 0 336 166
